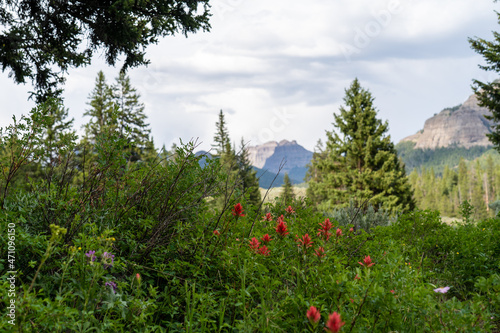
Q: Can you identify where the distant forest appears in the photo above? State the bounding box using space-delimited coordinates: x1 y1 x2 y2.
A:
396 142 500 218
396 141 493 175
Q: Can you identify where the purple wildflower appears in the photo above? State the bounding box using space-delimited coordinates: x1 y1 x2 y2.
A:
85 250 96 263
434 286 450 293
102 252 115 269
105 281 117 292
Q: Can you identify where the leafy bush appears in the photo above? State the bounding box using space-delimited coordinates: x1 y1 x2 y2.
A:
0 108 498 332
323 200 396 232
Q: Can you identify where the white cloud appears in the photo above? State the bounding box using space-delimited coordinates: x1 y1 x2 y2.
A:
1 0 499 153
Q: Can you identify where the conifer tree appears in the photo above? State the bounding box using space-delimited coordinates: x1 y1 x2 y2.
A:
307 79 414 213
212 110 230 157
472 160 487 219
238 138 261 207
83 71 116 142
14 98 76 187
38 98 76 161
83 71 153 162
458 158 469 202
111 71 152 161
281 173 295 204
469 14 500 152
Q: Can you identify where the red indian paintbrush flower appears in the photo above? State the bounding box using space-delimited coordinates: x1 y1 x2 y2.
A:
325 312 345 333
358 255 375 268
213 230 220 236
336 228 342 237
232 203 245 217
275 219 289 237
257 245 270 256
349 227 354 233
296 233 313 249
317 218 333 241
306 305 321 324
249 237 260 251
285 205 295 214
136 273 141 283
262 212 273 221
314 246 325 258
261 233 272 243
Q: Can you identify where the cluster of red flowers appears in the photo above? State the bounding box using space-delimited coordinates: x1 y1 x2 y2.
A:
249 237 271 256
358 255 375 268
306 306 345 332
262 212 273 221
296 233 313 251
261 234 272 243
317 218 333 241
232 203 245 217
275 215 289 237
249 206 368 268
314 246 325 258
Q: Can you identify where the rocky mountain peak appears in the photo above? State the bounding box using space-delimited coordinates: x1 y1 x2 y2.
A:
400 93 495 149
247 140 313 183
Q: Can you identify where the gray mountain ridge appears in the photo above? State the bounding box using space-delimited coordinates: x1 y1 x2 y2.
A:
399 93 495 149
197 92 496 187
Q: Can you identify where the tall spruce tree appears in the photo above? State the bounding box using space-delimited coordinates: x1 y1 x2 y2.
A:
38 98 76 161
238 138 261 207
212 110 231 157
111 72 152 161
83 71 116 142
83 71 153 162
307 79 414 213
280 173 295 204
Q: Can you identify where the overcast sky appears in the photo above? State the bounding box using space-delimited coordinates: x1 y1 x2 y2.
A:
1 0 500 152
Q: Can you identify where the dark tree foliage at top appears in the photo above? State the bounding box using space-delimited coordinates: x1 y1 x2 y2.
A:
0 0 211 101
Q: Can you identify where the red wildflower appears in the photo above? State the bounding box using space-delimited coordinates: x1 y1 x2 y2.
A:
249 237 260 251
261 233 272 243
213 230 220 236
275 219 289 237
136 273 141 283
358 255 375 268
349 227 354 233
296 233 313 249
354 274 360 280
276 214 285 224
317 218 333 241
336 228 342 237
232 203 245 217
262 212 273 221
306 305 321 324
314 247 325 258
325 312 345 333
390 290 395 294
349 298 354 303
285 205 295 214
257 245 270 256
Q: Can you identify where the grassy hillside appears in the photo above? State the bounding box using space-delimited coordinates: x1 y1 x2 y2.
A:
259 186 307 202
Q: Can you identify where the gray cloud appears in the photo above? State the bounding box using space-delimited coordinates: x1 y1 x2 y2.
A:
1 0 499 153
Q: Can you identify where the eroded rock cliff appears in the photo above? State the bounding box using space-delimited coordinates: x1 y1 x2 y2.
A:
400 94 494 149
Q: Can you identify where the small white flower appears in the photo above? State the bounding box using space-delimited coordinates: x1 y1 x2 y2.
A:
434 286 450 293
